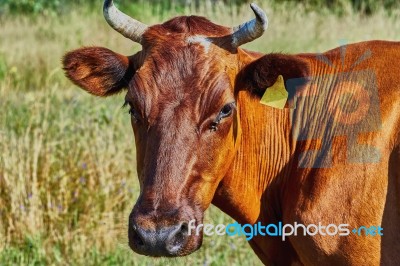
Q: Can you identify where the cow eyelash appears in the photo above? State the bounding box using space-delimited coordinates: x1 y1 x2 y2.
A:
210 122 219 132
123 101 140 123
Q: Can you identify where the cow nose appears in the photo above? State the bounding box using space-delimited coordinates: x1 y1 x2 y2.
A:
130 221 190 256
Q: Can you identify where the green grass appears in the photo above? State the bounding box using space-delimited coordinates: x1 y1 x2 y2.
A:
0 0 400 265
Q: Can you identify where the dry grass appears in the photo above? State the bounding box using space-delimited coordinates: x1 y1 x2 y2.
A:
0 0 399 265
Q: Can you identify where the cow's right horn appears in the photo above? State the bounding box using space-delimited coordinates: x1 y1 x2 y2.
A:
231 3 268 48
103 0 148 44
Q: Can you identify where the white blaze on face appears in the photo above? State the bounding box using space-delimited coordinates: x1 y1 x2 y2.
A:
187 35 212 53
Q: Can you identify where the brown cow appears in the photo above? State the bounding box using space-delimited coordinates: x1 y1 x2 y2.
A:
63 0 400 265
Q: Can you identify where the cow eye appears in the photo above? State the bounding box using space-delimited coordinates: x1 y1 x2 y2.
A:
123 101 140 123
219 103 234 118
210 103 235 131
129 107 140 123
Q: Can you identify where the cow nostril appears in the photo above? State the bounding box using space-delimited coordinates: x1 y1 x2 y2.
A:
180 222 189 235
166 222 189 254
131 225 145 247
174 222 189 243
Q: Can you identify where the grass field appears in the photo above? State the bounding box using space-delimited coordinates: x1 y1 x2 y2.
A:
1 0 400 265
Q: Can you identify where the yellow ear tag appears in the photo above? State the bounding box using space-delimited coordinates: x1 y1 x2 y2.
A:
260 75 288 109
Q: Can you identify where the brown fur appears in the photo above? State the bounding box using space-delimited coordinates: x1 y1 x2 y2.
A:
63 47 135 96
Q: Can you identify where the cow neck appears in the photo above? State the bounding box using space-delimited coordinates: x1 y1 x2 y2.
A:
212 50 292 225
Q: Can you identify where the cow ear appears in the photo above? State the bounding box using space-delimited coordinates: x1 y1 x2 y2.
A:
238 53 311 99
63 47 136 97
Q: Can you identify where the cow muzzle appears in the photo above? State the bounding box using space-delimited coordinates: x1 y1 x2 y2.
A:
128 206 203 257
129 221 190 256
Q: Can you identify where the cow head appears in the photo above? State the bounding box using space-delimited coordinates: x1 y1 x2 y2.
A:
63 0 268 257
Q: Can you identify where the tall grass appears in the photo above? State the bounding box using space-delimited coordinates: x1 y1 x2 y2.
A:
0 0 400 265
1 0 399 15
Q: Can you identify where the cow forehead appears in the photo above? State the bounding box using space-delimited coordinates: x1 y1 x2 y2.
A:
134 14 236 82
130 55 232 105
127 46 233 122
186 36 212 52
133 40 232 93
126 16 236 113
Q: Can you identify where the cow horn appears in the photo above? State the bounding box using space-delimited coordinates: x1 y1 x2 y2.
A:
231 3 268 48
103 0 148 44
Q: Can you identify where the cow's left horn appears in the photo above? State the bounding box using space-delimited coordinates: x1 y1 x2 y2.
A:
103 0 148 44
231 3 268 47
